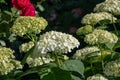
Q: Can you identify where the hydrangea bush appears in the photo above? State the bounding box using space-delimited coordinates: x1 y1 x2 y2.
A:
0 0 120 80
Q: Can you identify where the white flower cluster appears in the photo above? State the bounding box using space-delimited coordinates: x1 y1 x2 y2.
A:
32 31 80 57
73 46 100 60
19 41 34 53
10 16 48 36
94 0 120 15
26 56 53 67
84 29 118 45
104 59 120 77
81 12 116 25
0 47 22 75
87 74 108 80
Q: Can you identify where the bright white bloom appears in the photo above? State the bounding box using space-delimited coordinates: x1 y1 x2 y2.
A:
0 47 22 75
87 74 108 80
26 56 53 67
81 12 116 25
94 0 120 15
32 31 80 57
10 16 48 36
104 59 120 77
19 41 34 52
73 46 100 60
84 29 118 45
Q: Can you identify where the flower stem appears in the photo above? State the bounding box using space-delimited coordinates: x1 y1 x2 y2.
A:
40 56 45 64
98 44 104 71
54 52 61 66
112 14 118 35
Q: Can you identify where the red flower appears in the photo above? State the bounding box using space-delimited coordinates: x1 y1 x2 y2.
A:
12 0 36 16
20 4 36 16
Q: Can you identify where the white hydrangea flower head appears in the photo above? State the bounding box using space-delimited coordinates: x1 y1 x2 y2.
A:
84 29 118 45
73 46 100 60
87 74 108 80
10 16 48 36
32 31 80 57
26 56 53 67
19 41 34 53
104 59 120 77
94 0 120 15
0 47 22 75
81 12 116 25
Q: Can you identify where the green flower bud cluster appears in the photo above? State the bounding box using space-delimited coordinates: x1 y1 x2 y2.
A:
81 12 116 25
32 31 80 57
104 59 120 77
76 25 93 35
0 47 22 75
10 16 48 36
84 29 118 45
19 41 34 53
87 74 108 80
94 0 120 15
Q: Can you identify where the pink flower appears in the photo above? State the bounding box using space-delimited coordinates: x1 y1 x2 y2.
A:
71 8 82 15
69 27 77 33
12 0 36 16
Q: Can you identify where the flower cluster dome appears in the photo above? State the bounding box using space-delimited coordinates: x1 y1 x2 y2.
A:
0 47 22 75
81 12 116 25
94 0 120 15
84 29 118 45
73 46 100 60
32 31 80 57
104 59 120 77
87 74 108 80
10 16 48 36
19 41 34 53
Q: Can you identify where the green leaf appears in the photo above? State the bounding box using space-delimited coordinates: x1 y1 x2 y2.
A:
0 0 6 3
98 19 110 25
1 11 12 21
60 60 84 76
8 34 16 42
11 8 18 14
71 75 82 80
113 41 120 51
37 4 45 12
0 21 10 33
0 40 6 46
21 46 35 65
42 67 72 80
105 43 115 50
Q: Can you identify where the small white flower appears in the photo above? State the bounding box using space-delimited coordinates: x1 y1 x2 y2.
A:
84 29 118 45
32 31 80 57
81 12 116 25
94 0 120 15
0 47 22 75
26 56 53 67
87 74 108 80
19 41 34 52
104 59 120 77
73 46 100 60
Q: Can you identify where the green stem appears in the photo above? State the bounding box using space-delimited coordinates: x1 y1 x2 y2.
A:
113 22 118 35
90 63 95 75
40 56 45 64
112 14 118 35
98 44 104 71
54 52 61 66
